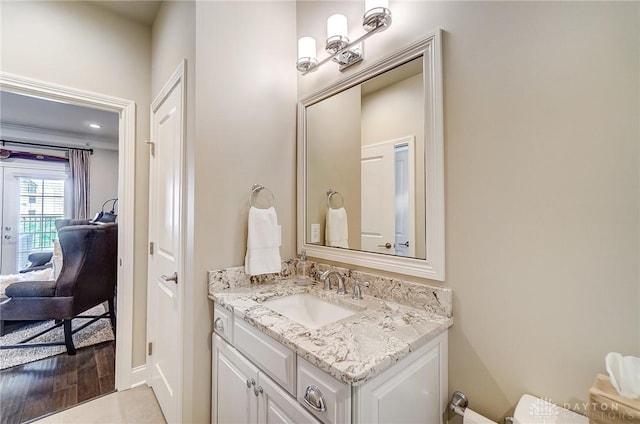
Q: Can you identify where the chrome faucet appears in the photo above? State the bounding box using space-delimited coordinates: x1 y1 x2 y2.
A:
352 281 370 300
320 270 347 295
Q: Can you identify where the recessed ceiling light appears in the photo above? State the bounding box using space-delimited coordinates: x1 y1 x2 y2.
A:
89 123 101 129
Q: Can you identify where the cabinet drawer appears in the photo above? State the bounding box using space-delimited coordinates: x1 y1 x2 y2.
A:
213 303 233 343
297 356 350 424
234 317 296 395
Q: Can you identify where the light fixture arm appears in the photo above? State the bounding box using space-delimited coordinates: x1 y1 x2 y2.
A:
301 21 388 75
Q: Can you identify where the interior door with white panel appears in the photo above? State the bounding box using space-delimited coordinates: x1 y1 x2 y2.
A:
360 136 414 256
147 61 186 424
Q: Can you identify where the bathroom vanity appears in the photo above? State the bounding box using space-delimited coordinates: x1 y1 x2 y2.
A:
209 264 452 424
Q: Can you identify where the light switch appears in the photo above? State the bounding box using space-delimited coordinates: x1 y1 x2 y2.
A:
311 224 320 243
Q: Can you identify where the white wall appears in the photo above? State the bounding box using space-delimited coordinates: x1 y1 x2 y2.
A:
298 1 640 420
153 1 297 422
89 148 119 218
306 85 361 248
1 1 151 368
193 2 297 421
362 73 425 258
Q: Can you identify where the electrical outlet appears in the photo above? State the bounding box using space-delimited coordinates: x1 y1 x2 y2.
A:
311 224 320 243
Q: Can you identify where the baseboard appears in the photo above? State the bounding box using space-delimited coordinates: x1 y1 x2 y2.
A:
130 365 147 388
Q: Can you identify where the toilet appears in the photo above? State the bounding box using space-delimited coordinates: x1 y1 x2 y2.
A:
513 394 588 424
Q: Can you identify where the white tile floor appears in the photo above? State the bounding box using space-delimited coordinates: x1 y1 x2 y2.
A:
33 386 166 424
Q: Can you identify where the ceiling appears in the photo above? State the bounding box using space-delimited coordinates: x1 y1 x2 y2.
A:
90 0 162 25
0 91 120 143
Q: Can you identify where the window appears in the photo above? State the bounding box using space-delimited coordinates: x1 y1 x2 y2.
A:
17 177 66 270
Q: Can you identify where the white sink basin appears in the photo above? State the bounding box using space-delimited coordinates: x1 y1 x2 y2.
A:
262 294 357 329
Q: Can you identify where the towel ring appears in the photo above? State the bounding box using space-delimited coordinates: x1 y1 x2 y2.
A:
249 184 275 209
326 189 344 209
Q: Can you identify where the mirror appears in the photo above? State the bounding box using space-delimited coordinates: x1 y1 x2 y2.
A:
297 31 445 280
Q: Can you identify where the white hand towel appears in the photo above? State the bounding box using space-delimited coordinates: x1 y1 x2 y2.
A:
245 206 282 276
325 207 349 248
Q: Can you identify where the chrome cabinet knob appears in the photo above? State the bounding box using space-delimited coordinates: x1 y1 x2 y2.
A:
303 385 326 412
246 378 255 388
214 318 224 332
253 385 263 396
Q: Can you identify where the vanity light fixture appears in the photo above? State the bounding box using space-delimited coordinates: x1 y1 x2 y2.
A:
296 0 392 75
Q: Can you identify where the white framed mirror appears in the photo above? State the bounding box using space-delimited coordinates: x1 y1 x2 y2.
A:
297 30 444 280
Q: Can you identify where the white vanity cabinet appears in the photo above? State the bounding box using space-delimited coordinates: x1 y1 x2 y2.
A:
212 302 448 424
212 334 319 424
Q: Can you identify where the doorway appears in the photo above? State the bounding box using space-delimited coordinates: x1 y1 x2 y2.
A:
0 73 136 397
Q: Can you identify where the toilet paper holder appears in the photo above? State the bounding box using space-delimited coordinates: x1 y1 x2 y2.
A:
448 391 514 424
449 391 469 416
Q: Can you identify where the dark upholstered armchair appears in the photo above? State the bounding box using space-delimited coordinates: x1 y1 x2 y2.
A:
0 221 117 355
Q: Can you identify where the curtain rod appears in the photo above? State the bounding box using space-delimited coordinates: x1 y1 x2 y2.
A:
0 139 94 155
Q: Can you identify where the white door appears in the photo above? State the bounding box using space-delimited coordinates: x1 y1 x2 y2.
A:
147 62 186 424
360 137 415 256
0 167 18 274
1 164 69 274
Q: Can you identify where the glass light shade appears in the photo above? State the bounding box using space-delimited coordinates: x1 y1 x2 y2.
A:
327 14 348 39
298 37 317 60
365 0 389 13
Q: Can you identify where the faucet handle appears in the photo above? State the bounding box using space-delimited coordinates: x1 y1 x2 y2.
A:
352 281 370 300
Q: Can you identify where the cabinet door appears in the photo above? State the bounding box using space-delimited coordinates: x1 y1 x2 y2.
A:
257 373 319 424
354 336 445 424
213 334 259 424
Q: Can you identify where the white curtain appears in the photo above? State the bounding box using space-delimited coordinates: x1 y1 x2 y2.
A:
69 149 90 219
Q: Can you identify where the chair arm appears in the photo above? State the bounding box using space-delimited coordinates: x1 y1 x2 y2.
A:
19 263 53 274
5 280 57 298
29 251 53 265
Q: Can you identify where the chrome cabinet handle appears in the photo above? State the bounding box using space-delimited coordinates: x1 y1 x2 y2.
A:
377 242 392 249
161 272 178 284
4 235 11 240
254 385 263 396
214 318 224 332
246 378 255 388
303 385 326 412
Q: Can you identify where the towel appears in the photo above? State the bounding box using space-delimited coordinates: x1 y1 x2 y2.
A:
245 206 282 275
325 207 349 248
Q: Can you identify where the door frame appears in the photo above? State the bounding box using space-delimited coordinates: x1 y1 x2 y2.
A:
0 72 137 390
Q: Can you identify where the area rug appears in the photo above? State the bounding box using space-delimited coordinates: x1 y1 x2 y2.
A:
0 304 115 370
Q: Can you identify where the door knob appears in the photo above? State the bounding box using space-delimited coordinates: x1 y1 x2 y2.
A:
398 241 410 247
161 272 178 284
214 318 225 332
377 242 392 249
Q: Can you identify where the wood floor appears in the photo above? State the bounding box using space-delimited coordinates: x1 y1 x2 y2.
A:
0 340 115 424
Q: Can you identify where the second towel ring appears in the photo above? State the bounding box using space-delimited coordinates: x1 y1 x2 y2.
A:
249 184 275 208
326 189 344 209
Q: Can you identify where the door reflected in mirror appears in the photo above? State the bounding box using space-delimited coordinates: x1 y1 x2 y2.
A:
305 57 426 259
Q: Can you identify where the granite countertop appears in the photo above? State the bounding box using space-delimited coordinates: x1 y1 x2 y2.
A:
208 268 453 386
